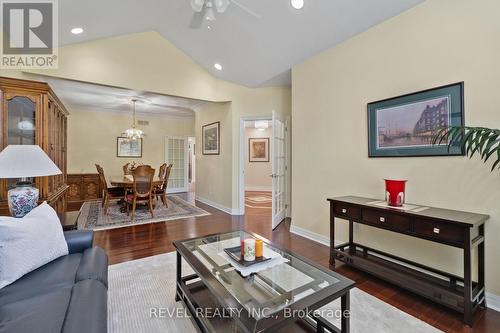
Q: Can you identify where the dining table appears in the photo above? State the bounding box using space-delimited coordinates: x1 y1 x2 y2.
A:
109 175 165 212
109 175 164 188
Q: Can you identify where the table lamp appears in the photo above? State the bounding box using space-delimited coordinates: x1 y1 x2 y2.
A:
0 145 61 217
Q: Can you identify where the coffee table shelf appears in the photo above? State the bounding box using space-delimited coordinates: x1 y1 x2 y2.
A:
174 231 355 333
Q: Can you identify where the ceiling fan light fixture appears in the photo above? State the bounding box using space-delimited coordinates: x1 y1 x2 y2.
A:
291 0 304 10
190 0 205 12
204 6 216 21
214 0 230 13
214 63 222 71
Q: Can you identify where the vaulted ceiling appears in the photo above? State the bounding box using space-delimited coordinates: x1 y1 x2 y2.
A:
58 0 424 87
32 76 207 117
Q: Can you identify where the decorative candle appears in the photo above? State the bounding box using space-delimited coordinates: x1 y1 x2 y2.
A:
255 239 263 257
243 238 256 261
241 239 245 258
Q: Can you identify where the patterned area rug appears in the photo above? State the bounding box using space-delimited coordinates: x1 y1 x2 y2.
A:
245 192 272 209
108 252 442 333
78 195 210 231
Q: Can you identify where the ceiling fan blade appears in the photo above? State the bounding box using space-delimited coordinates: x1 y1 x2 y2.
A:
230 0 261 19
190 0 205 12
213 0 230 13
189 8 206 29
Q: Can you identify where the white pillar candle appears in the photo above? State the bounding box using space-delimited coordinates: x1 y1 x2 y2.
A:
244 238 256 261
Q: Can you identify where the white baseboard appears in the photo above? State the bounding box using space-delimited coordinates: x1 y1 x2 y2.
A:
195 196 241 215
289 224 500 312
486 292 500 312
245 186 272 192
289 224 339 247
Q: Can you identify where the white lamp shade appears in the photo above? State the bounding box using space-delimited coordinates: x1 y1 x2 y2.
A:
0 145 62 179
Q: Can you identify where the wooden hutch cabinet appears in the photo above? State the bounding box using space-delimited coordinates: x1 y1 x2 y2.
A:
0 77 69 215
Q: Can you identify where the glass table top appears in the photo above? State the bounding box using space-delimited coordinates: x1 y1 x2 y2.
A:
180 231 343 319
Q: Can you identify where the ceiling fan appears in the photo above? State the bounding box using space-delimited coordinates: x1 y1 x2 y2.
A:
189 0 261 28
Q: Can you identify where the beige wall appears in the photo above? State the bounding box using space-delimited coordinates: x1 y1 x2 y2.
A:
2 31 291 212
292 0 500 295
245 127 272 191
195 103 232 209
67 109 194 175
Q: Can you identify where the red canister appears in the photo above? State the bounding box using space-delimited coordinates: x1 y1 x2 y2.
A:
385 179 407 207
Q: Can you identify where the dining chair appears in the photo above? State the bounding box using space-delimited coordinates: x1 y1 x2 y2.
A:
95 164 126 214
155 164 172 207
126 165 155 220
123 162 133 175
153 163 167 200
158 163 167 178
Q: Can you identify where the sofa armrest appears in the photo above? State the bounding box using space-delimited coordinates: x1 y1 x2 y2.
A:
64 230 94 254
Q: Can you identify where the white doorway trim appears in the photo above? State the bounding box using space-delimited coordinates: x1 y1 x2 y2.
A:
238 115 273 216
188 136 196 192
164 136 189 193
238 115 291 217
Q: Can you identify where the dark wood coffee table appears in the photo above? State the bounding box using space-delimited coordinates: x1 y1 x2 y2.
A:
174 231 355 333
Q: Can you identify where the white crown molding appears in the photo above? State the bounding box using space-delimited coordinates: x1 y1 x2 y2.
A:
195 196 241 216
70 106 195 119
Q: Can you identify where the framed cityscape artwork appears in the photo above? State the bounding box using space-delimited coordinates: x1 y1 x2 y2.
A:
117 137 143 157
249 138 269 162
368 82 464 157
202 122 220 155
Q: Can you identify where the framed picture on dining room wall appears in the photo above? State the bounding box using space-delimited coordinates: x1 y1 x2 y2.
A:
202 122 220 155
117 137 143 158
367 82 465 157
249 138 269 162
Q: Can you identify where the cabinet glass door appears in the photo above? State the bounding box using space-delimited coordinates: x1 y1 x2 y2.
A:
8 96 36 145
7 96 37 188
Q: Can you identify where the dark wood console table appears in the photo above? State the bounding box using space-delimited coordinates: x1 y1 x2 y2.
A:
328 196 489 326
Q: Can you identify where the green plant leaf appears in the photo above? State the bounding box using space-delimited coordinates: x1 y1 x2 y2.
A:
432 126 500 172
482 134 499 160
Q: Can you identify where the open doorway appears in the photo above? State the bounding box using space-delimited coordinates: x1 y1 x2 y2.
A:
240 114 290 229
242 118 273 219
188 137 196 193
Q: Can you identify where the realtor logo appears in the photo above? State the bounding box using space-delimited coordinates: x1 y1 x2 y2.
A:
1 0 58 68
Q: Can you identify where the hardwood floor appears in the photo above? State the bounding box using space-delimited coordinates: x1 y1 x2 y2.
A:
92 192 500 333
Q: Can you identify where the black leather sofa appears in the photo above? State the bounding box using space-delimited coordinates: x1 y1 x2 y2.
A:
0 230 108 333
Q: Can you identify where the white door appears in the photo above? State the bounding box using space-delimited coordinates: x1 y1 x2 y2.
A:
271 111 287 229
165 137 188 193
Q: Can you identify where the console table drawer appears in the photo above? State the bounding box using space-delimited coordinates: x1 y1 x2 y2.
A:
333 204 360 220
413 219 464 245
362 209 410 233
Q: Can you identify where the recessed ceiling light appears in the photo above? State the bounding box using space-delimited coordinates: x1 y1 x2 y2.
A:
291 0 304 10
214 63 222 71
71 27 84 34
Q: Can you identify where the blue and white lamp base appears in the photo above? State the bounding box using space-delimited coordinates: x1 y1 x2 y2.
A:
8 185 39 218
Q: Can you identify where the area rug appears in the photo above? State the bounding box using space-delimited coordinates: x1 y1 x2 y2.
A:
245 192 272 209
78 196 210 231
108 252 442 333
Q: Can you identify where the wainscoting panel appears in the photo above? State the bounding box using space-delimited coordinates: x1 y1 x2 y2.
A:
67 174 102 211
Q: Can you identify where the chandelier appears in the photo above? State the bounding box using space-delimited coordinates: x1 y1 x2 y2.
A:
122 99 144 140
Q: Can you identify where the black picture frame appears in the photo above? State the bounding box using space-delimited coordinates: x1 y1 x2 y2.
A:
367 82 465 158
202 121 220 155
